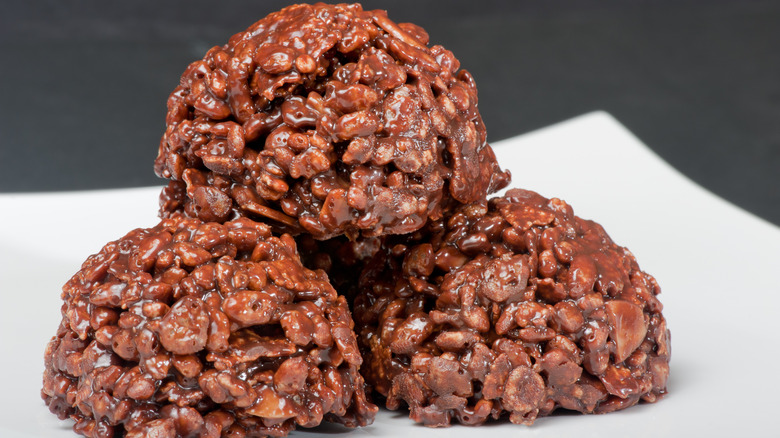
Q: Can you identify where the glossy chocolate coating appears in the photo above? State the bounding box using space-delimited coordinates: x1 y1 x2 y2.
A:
155 3 509 240
352 189 670 426
42 215 376 437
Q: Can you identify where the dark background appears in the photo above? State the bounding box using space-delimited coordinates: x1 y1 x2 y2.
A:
2 0 778 226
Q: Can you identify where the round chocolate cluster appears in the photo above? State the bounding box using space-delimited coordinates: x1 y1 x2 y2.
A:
42 216 376 437
155 2 509 240
44 3 669 437
353 189 670 426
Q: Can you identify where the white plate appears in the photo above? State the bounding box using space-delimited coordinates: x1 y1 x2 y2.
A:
2 112 778 437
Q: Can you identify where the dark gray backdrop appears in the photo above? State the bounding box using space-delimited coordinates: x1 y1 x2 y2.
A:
2 0 778 226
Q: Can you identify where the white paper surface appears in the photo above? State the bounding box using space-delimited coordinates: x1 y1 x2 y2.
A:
1 112 778 437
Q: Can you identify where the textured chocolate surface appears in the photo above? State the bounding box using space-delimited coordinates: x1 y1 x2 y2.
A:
43 3 671 435
353 189 670 426
42 215 376 437
155 3 509 240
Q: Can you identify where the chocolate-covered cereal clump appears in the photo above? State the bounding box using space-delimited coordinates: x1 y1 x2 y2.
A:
156 3 509 240
42 215 377 437
44 2 670 435
353 189 670 426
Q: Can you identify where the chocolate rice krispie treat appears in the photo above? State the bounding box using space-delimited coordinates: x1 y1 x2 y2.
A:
42 215 377 438
155 3 509 239
44 3 671 435
353 189 670 426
